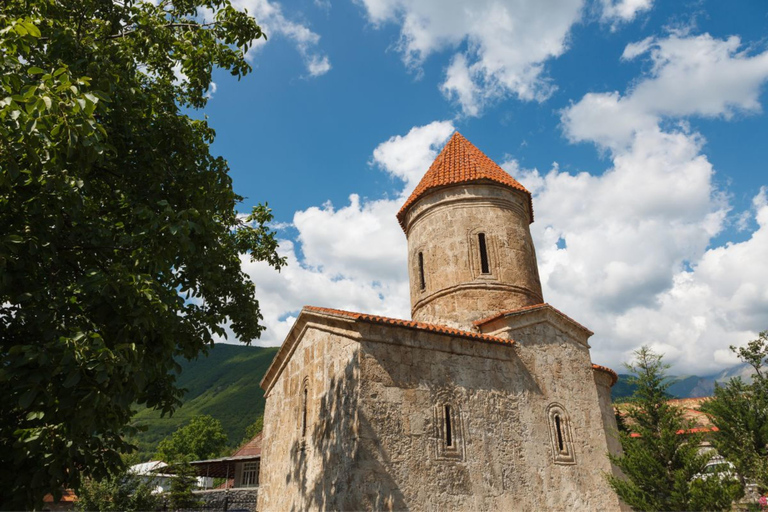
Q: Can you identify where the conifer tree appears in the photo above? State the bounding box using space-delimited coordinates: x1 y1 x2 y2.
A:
701 331 768 495
607 346 741 511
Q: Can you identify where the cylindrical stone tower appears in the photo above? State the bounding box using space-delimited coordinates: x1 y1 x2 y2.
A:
397 132 543 330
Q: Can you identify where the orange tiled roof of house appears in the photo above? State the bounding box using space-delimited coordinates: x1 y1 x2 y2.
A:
43 489 77 504
619 396 719 436
396 132 533 230
304 305 515 346
233 431 263 457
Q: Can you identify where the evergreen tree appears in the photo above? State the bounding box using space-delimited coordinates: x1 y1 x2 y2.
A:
701 330 768 495
607 346 741 511
168 460 201 510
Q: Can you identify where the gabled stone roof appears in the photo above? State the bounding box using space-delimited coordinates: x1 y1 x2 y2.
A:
396 132 533 230
473 302 594 337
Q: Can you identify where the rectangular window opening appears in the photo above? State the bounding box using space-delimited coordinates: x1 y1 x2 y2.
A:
445 405 453 447
241 461 259 487
301 387 308 439
418 252 426 290
478 233 490 274
555 415 564 452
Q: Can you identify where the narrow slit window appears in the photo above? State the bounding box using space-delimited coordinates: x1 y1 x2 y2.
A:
301 386 308 438
548 403 574 464
444 405 453 447
478 233 490 274
418 252 426 290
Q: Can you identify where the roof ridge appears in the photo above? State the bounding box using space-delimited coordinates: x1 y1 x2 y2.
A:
396 132 533 230
472 302 594 336
304 305 515 346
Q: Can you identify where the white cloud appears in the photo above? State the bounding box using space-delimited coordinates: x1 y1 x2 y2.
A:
307 55 332 76
356 0 584 116
600 0 653 25
506 126 739 373
371 120 455 193
563 33 768 152
226 0 331 77
522 31 768 374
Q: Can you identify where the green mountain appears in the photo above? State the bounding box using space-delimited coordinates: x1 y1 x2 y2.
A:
131 343 278 460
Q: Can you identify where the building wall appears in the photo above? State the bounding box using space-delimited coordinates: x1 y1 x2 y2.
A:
403 184 543 330
257 321 362 512
349 321 623 511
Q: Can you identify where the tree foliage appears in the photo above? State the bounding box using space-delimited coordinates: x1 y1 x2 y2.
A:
156 414 228 462
0 0 284 508
701 330 768 494
607 346 742 511
241 414 264 445
75 468 159 512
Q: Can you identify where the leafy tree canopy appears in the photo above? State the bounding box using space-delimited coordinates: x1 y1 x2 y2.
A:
701 330 768 495
607 346 742 511
240 414 263 446
0 0 284 508
155 414 228 462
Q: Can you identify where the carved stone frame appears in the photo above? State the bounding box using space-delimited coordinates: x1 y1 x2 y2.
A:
547 402 575 465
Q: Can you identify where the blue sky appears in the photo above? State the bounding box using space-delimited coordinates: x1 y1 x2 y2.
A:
200 0 768 375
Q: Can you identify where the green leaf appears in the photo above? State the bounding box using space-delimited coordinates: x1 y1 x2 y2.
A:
62 371 81 388
21 22 41 38
19 389 37 409
28 66 45 75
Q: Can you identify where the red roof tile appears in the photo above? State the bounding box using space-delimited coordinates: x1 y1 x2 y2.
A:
304 305 515 346
233 431 262 457
396 132 533 230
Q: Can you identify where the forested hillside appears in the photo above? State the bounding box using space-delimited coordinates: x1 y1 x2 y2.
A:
131 344 278 460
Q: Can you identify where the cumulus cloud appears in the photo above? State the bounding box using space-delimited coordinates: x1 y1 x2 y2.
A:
356 0 584 116
513 32 768 373
563 34 768 152
599 0 654 25
371 120 455 192
236 121 454 346
506 128 734 373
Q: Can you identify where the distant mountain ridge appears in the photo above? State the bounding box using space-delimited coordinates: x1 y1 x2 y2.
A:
131 343 278 460
612 363 755 401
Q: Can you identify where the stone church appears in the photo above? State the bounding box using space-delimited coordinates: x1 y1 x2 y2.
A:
257 133 624 511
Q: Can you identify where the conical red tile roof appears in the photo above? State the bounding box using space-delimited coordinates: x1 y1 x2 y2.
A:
396 132 533 230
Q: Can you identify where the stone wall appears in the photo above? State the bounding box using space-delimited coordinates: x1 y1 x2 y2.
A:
257 317 362 511
190 488 258 512
348 319 623 511
402 184 543 329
